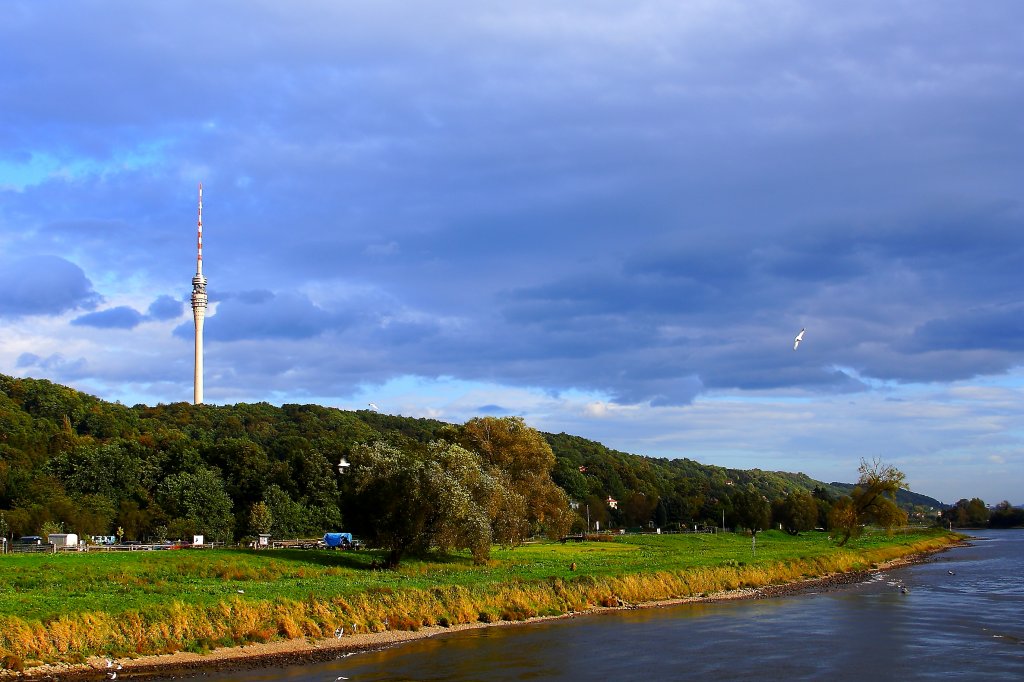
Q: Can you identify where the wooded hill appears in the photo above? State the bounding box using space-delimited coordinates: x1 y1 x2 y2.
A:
0 373 940 543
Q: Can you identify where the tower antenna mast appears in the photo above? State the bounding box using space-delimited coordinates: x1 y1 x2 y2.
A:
191 183 208 404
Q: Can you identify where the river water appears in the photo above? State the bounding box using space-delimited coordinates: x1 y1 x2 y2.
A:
178 530 1024 681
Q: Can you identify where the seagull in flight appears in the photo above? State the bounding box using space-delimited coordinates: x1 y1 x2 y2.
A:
793 328 805 351
368 402 379 412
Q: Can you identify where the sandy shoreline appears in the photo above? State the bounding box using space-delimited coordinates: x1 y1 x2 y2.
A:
3 549 948 680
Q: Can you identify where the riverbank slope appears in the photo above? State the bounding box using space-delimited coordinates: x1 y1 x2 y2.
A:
0 530 963 679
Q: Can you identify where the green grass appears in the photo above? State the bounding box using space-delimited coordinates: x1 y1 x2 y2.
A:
0 529 960 668
0 530 888 620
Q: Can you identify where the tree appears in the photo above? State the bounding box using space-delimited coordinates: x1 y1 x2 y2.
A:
262 484 310 538
829 458 908 546
72 493 117 536
949 497 989 527
731 487 770 533
116 497 161 541
157 466 235 542
776 489 818 535
248 501 273 536
455 417 573 541
620 491 658 527
989 500 1024 528
812 486 835 529
39 519 64 540
347 439 510 567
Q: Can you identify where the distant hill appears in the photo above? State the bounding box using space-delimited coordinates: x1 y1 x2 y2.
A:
1 373 937 541
829 482 944 510
544 431 854 517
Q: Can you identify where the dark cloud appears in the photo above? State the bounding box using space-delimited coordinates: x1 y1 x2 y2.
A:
146 295 184 321
173 291 343 342
476 404 510 415
72 306 145 329
0 255 100 318
3 2 1024 415
908 305 1024 353
223 290 276 305
15 352 87 376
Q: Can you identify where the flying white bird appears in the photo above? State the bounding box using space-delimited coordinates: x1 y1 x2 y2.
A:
335 626 344 638
793 328 805 351
368 403 379 412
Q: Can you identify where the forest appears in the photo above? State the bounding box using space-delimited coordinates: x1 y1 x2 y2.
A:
0 373 970 562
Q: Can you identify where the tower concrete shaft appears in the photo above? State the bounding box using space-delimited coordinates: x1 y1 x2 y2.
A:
191 183 208 404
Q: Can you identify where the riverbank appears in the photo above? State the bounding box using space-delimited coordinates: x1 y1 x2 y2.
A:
2 538 960 680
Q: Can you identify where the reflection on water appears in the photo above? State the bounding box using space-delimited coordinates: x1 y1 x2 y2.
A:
168 531 1024 682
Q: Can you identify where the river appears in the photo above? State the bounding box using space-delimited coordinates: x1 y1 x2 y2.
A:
174 530 1024 681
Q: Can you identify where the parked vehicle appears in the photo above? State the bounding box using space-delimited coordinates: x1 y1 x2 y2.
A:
48 533 80 548
321 532 359 549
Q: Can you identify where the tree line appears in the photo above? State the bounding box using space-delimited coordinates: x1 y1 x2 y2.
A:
942 497 1024 529
1 374 972 565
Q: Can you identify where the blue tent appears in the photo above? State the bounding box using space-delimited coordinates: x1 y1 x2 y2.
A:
322 532 353 548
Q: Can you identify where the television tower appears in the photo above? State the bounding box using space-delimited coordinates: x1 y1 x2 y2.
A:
191 183 208 404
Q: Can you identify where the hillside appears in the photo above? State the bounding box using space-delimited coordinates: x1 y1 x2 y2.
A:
829 482 943 511
0 374 938 542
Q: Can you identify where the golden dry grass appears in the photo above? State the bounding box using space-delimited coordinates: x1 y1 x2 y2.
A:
0 531 959 668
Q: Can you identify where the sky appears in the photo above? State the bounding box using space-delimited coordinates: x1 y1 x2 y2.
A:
1 1 1022 505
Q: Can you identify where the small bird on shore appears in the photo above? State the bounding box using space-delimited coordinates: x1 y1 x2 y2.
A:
793 328 805 351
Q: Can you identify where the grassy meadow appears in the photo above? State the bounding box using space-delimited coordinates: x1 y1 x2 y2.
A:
0 529 960 670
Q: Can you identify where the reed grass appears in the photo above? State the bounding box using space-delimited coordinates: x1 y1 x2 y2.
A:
0 529 960 668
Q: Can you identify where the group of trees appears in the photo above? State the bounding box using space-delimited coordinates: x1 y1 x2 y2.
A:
344 418 572 566
4 373 1006 567
944 498 1024 529
0 376 573 564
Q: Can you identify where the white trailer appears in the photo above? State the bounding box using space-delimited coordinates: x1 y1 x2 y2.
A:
47 533 79 548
